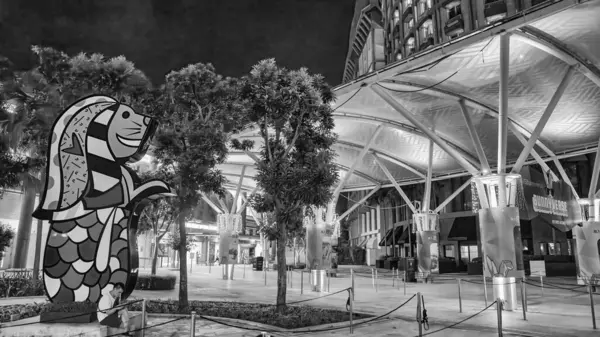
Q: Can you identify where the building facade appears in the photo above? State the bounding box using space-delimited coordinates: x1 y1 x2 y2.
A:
344 0 552 80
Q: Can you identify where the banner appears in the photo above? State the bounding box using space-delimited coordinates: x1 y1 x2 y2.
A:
471 167 582 232
416 231 439 274
574 221 600 285
520 167 582 232
479 207 524 278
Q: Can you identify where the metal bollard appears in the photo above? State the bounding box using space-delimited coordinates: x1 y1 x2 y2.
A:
290 268 293 289
301 270 304 295
520 279 527 321
327 271 331 292
417 292 423 337
264 268 267 286
392 268 396 287
141 299 147 337
540 275 544 297
483 274 488 307
209 262 211 274
371 268 375 289
348 288 354 334
190 311 196 337
375 269 379 292
496 299 503 337
457 278 463 313
243 263 246 279
403 271 407 295
589 285 597 329
351 269 355 298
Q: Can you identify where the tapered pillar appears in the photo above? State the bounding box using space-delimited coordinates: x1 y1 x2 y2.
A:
305 208 325 270
217 213 241 279
413 213 440 276
575 199 600 285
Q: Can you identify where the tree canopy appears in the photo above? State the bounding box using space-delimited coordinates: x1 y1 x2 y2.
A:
231 59 338 310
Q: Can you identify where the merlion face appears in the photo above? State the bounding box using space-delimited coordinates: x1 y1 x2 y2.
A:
107 104 157 162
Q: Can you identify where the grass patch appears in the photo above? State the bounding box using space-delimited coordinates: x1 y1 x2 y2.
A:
128 300 372 329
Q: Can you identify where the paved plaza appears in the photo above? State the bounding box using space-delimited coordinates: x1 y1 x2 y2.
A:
2 266 597 336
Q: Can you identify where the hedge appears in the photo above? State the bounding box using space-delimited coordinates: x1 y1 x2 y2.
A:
135 274 176 290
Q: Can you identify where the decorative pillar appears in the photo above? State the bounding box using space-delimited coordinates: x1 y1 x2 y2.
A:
575 199 600 285
217 213 242 280
412 212 440 277
305 208 325 270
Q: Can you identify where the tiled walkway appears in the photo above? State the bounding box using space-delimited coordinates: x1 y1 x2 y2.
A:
3 266 598 336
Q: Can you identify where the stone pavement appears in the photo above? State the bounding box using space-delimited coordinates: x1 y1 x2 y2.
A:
2 266 598 336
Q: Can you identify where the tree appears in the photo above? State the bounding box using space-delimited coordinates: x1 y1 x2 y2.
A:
232 59 339 312
0 222 15 262
152 63 248 310
138 198 177 275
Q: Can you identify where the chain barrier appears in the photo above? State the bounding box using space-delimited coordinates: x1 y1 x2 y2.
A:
0 299 144 329
415 300 497 337
101 316 188 337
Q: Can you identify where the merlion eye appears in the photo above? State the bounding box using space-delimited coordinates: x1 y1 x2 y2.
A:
122 111 130 119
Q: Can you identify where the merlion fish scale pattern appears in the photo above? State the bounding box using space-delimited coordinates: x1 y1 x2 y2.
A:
33 95 172 303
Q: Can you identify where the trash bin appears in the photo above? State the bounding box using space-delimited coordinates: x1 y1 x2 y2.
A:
254 257 264 271
311 269 326 292
404 258 417 283
492 276 518 311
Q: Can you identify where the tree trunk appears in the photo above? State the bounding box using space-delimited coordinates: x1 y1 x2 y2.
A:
32 219 43 279
12 178 36 268
275 222 287 313
178 213 188 311
151 236 159 275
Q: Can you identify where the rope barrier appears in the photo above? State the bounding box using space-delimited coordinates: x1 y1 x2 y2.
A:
0 299 144 328
415 301 497 336
101 316 188 337
286 287 351 305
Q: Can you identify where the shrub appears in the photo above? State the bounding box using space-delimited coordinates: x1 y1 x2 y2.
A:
0 277 45 298
44 301 97 313
0 303 45 323
135 274 176 290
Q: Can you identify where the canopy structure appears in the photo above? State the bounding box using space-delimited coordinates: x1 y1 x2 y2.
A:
220 0 600 199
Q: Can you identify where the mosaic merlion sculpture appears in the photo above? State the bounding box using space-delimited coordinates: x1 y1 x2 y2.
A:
33 95 172 303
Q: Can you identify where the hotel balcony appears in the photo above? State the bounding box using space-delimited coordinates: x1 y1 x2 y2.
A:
444 14 464 36
484 0 508 23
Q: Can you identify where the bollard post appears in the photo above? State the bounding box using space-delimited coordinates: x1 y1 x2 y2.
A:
291 268 293 289
243 263 246 279
540 275 544 297
392 268 396 287
483 274 488 307
404 270 407 295
351 269 355 298
190 311 196 337
264 268 267 286
496 299 503 337
371 268 375 289
141 299 147 337
348 288 354 334
209 261 211 274
457 278 463 313
417 292 423 337
589 285 597 329
520 279 527 321
301 270 304 295
327 270 331 292
375 269 379 292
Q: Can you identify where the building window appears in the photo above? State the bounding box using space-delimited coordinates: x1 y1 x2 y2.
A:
419 20 433 40
539 242 547 255
396 52 403 60
418 0 432 16
447 4 462 19
406 37 415 54
444 245 455 258
393 9 400 25
403 0 413 9
460 244 479 264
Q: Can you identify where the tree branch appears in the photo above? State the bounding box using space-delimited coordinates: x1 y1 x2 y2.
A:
263 117 273 162
283 112 305 157
194 102 205 122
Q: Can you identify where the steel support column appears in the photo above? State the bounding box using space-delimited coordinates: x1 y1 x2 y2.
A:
237 186 258 215
497 33 510 208
337 186 382 222
332 125 384 204
370 84 479 175
423 140 434 212
374 155 418 214
512 66 575 174
434 178 473 213
509 123 559 181
201 193 224 214
231 165 247 214
459 100 490 173
588 137 600 200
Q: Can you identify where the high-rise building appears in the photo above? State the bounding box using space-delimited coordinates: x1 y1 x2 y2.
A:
342 0 386 83
343 0 554 83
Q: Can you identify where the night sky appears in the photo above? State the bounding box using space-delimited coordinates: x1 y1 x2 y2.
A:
0 0 355 85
